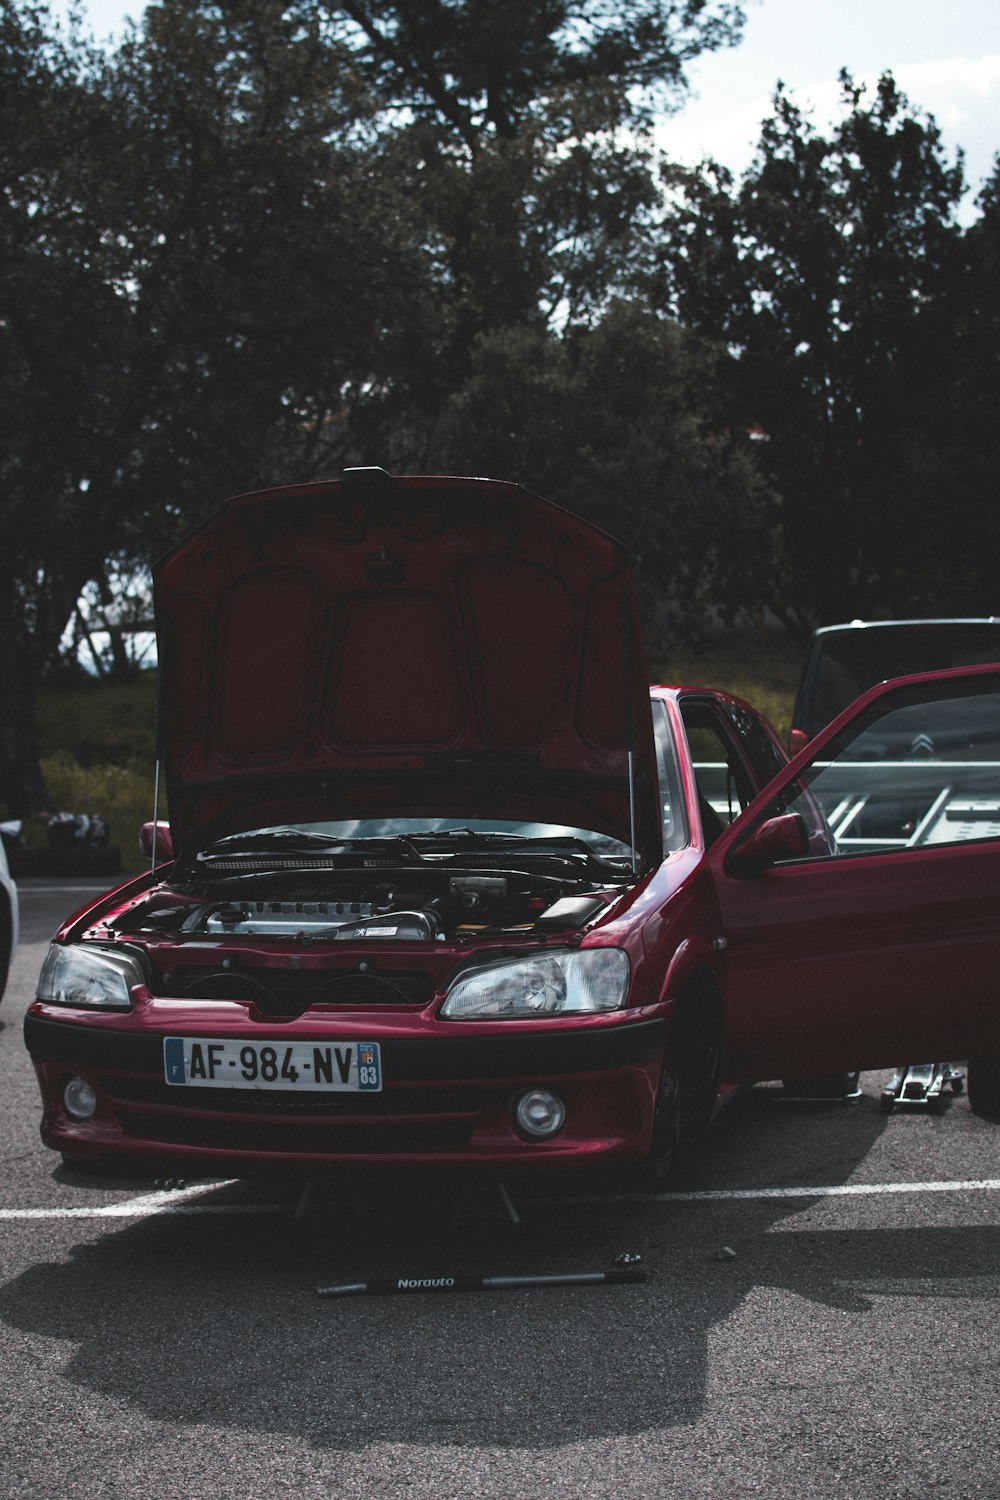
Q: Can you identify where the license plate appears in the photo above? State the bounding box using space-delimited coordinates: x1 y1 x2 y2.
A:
163 1037 382 1092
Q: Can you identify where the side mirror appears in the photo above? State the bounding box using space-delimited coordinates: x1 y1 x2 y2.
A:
139 820 174 863
727 813 808 876
788 728 810 756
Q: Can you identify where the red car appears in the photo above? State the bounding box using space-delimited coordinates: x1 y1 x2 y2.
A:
23 473 1000 1178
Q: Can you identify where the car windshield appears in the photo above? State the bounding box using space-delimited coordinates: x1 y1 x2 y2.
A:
806 623 1000 738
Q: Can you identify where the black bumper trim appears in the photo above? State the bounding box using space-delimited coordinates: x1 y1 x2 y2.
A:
24 1013 665 1081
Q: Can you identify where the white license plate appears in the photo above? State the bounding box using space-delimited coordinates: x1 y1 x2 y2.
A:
163 1037 382 1092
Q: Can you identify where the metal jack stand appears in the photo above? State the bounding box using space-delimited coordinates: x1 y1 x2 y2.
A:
293 1182 318 1219
880 1063 965 1114
293 1177 522 1226
449 1179 522 1227
778 1072 862 1102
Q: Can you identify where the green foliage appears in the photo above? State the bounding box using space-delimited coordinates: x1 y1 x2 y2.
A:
436 300 776 620
1 0 749 815
27 755 153 872
0 0 428 810
649 634 801 743
28 675 158 870
658 71 973 628
36 673 158 768
5 3 998 822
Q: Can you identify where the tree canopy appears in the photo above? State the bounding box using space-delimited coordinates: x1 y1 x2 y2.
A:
658 71 975 629
2 0 999 814
1 0 748 810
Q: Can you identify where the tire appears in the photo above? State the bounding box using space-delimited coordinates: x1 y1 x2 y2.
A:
641 996 723 1183
644 1059 683 1182
967 1058 1000 1121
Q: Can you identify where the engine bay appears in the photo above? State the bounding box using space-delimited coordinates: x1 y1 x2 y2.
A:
98 862 623 1016
112 866 619 943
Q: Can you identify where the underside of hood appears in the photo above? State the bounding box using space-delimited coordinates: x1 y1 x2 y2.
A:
153 472 660 865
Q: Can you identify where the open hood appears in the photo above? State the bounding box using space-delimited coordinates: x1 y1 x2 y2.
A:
153 472 660 865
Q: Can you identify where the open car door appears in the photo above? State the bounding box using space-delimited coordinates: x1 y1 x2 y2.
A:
707 665 1000 1084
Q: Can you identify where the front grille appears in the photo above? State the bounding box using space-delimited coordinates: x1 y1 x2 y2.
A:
150 965 436 1015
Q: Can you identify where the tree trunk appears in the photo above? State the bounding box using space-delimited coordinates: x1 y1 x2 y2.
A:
0 611 48 818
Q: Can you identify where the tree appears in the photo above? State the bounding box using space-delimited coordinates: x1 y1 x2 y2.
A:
435 300 776 627
944 158 1000 610
1 0 750 812
657 71 969 630
0 0 427 812
291 0 749 467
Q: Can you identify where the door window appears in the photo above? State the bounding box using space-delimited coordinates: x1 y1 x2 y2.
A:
680 698 757 846
652 700 689 852
745 674 1000 861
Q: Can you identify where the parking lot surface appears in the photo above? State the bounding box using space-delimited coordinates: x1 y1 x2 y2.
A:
2 879 998 1499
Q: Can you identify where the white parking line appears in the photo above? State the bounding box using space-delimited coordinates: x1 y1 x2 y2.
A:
0 1181 275 1220
2 1177 1000 1220
556 1178 1000 1204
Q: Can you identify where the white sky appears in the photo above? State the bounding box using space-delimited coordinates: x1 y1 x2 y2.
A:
663 0 1000 204
63 0 1000 201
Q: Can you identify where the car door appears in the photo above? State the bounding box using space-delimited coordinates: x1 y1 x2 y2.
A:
707 665 1000 1083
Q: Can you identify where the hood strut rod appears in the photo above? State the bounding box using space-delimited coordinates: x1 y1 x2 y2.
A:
150 675 163 872
150 759 161 871
621 599 638 874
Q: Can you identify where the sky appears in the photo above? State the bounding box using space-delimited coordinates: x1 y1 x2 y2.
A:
58 0 1000 204
664 0 1000 204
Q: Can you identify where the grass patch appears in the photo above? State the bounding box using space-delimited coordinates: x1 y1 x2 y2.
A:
31 675 159 873
649 629 803 744
36 673 158 767
26 755 155 872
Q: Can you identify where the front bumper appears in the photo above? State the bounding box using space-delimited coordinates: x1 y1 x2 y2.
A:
25 1012 666 1174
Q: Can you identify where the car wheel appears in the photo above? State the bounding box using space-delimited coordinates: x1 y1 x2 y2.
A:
641 1001 723 1183
967 1059 1000 1121
644 1061 683 1182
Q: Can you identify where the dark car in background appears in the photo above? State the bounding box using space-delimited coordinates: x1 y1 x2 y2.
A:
789 619 1000 754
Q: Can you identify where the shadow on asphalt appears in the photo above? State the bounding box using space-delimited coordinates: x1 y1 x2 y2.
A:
5 1087 996 1451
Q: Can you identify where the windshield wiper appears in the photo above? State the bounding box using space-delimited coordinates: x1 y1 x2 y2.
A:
200 828 350 856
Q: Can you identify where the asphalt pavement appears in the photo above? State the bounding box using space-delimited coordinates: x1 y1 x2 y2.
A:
1 879 998 1499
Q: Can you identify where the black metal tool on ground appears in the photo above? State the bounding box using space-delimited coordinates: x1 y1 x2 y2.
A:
318 1260 647 1298
880 1062 965 1114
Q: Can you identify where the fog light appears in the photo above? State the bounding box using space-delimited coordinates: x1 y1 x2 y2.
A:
513 1088 566 1140
63 1076 97 1121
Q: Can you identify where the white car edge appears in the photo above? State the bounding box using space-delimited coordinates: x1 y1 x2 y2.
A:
0 834 19 1001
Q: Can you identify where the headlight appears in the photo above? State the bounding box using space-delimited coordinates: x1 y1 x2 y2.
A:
440 948 629 1020
37 944 143 1010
